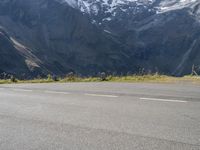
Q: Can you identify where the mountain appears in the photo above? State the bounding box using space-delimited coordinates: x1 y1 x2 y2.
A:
0 0 130 78
64 0 200 76
64 0 199 24
0 0 200 78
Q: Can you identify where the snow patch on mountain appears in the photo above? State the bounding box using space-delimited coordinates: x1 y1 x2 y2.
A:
61 0 200 23
157 0 198 13
63 0 156 14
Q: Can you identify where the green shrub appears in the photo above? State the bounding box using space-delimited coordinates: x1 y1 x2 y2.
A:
100 72 106 81
66 72 76 81
10 75 17 83
47 74 53 81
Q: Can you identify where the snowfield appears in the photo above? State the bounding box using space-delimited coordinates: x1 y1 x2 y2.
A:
60 0 199 24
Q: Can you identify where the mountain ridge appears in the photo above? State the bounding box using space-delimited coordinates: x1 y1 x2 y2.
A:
0 0 200 78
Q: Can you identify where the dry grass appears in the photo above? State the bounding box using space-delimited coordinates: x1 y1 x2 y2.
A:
0 75 200 84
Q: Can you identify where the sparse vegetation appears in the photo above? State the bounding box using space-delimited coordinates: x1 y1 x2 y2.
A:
0 74 200 84
10 75 17 83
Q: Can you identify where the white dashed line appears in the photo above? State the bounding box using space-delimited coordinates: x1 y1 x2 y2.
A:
13 89 33 92
44 91 70 95
140 97 188 103
84 93 118 98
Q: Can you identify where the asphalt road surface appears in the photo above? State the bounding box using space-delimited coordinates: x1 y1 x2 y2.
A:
0 82 200 150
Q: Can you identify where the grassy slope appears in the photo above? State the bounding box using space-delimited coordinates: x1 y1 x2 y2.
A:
1 75 200 84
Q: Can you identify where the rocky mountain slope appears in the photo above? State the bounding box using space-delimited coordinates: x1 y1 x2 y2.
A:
0 0 200 78
0 0 130 78
64 0 200 76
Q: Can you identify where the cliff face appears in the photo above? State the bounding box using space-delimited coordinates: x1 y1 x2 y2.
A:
0 0 130 77
116 9 200 76
0 26 49 78
0 0 200 77
72 0 200 76
0 29 27 75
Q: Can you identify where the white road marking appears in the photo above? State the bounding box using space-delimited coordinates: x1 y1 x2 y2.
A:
13 89 33 92
0 88 5 90
44 91 69 95
84 93 118 98
140 97 188 103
